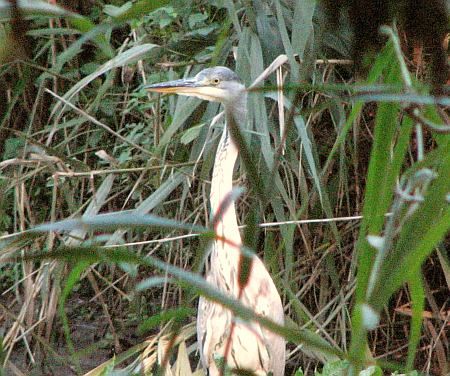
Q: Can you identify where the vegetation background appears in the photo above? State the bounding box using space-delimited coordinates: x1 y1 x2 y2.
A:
0 0 448 375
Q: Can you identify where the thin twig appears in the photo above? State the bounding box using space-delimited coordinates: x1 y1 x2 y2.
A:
99 213 392 248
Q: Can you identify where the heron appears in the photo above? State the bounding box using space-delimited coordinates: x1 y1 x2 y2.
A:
144 67 285 376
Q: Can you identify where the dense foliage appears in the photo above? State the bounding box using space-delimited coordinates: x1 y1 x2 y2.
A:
0 1 448 375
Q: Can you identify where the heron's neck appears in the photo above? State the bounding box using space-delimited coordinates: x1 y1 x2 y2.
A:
210 97 247 244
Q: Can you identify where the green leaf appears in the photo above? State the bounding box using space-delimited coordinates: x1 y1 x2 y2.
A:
292 0 316 59
318 360 350 376
180 123 204 145
273 0 299 81
349 39 401 369
103 2 132 18
2 137 24 159
59 261 90 373
0 0 78 18
111 0 169 23
188 12 208 28
156 96 203 151
136 277 173 291
32 212 207 234
406 274 425 371
137 307 195 333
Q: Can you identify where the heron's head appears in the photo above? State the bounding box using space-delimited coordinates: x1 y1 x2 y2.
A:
143 66 245 104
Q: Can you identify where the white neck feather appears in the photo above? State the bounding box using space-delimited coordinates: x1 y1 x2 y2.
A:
210 126 240 244
209 94 247 246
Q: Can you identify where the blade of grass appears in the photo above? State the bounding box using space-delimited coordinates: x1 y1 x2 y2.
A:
406 273 425 371
349 43 403 370
59 261 90 373
292 0 316 60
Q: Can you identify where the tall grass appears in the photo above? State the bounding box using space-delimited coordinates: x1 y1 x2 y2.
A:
0 1 448 375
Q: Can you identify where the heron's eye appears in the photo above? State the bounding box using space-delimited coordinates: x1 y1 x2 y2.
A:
212 78 220 85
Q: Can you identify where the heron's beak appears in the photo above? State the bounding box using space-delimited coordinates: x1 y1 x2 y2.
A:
143 78 198 94
143 78 225 102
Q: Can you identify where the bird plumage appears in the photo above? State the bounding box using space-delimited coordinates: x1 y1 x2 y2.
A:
145 66 285 376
